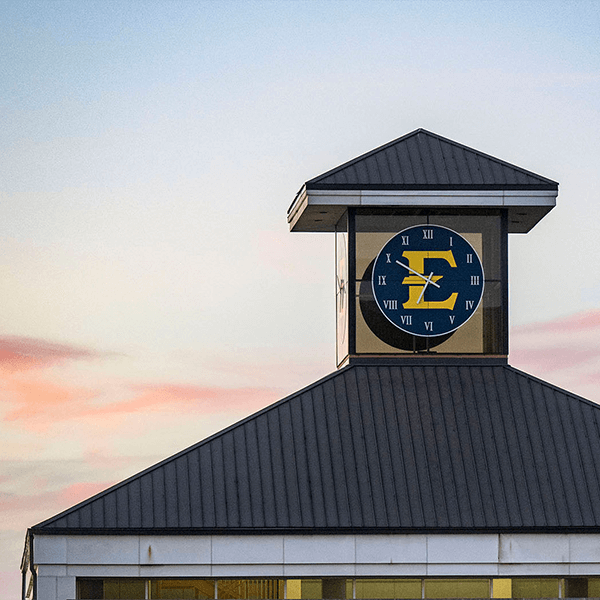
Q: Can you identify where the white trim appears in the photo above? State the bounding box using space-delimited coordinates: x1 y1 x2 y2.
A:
299 188 556 203
287 189 557 233
33 533 600 579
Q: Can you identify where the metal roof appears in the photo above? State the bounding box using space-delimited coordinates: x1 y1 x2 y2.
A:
305 129 558 191
32 363 600 534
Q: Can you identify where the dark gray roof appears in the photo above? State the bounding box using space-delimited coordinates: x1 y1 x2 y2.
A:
33 362 600 534
305 129 558 191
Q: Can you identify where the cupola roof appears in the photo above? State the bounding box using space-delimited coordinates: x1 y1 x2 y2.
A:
288 129 558 233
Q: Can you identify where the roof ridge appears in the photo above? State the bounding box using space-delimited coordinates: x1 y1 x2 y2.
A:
305 129 423 185
505 363 600 410
422 130 558 185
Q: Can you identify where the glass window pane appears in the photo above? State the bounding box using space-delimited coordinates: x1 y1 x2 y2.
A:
322 578 349 599
152 579 215 599
356 578 422 599
492 579 512 598
587 578 600 597
565 577 588 598
425 578 490 599
291 579 321 599
346 580 354 600
287 580 302 600
103 579 145 599
354 209 506 356
512 579 559 599
217 579 284 599
78 580 104 600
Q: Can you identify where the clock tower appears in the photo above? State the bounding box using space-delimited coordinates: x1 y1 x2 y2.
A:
287 129 558 367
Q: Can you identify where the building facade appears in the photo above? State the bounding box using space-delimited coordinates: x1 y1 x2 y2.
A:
24 131 600 600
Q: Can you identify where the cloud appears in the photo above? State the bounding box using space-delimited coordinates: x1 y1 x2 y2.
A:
1 375 96 430
0 336 105 373
510 309 600 403
125 382 279 414
0 481 112 517
0 480 115 533
0 335 281 433
1 369 279 432
514 309 600 336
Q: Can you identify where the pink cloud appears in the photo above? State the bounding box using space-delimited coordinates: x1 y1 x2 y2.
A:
57 481 115 507
0 336 104 373
0 481 113 515
509 347 599 373
515 309 600 335
1 372 279 432
125 382 280 414
2 377 97 430
0 334 280 431
510 309 600 403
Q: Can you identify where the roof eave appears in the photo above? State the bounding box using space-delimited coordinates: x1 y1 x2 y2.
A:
30 524 600 536
288 187 557 233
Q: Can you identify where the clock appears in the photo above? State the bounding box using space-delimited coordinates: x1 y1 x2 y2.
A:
336 231 348 347
371 224 484 337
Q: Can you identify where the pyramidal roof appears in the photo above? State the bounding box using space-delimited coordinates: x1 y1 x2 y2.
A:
306 129 558 191
33 363 600 535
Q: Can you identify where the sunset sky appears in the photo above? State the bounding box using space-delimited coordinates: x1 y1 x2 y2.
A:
2 1 600 598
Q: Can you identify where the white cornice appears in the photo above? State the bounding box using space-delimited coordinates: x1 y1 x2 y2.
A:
288 189 557 233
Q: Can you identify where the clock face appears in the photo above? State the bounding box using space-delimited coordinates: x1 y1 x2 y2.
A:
371 224 484 337
336 231 348 346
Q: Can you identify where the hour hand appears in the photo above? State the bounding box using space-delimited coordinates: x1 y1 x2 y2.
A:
395 260 441 288
417 272 435 304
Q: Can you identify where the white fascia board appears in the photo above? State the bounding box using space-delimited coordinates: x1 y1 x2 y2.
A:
307 189 557 207
288 189 557 232
38 532 598 567
36 532 600 580
287 188 309 228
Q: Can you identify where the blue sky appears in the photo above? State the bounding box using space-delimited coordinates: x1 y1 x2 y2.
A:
1 1 600 598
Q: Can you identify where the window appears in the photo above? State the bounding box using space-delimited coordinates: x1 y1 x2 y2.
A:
355 579 421 599
78 576 600 599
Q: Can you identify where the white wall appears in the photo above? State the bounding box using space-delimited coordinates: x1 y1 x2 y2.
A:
33 533 600 600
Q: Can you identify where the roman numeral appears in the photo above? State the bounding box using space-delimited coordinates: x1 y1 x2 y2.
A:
424 321 434 331
423 229 433 240
386 253 391 263
400 315 412 325
466 300 474 310
401 236 409 245
383 300 398 310
470 275 480 286
466 254 473 264
449 237 453 247
378 275 387 285
449 315 456 324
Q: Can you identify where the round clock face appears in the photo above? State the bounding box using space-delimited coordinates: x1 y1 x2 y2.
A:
371 224 484 337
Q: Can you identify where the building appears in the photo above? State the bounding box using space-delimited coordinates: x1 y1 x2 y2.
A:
23 130 600 600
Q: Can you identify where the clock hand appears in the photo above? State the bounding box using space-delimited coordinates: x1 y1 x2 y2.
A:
395 260 441 288
417 272 435 304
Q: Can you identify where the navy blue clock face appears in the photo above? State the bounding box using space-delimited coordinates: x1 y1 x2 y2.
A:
371 224 484 337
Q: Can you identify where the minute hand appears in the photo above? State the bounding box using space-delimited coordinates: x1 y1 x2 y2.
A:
395 260 441 288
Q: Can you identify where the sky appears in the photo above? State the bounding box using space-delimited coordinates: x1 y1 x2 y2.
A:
1 0 600 597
